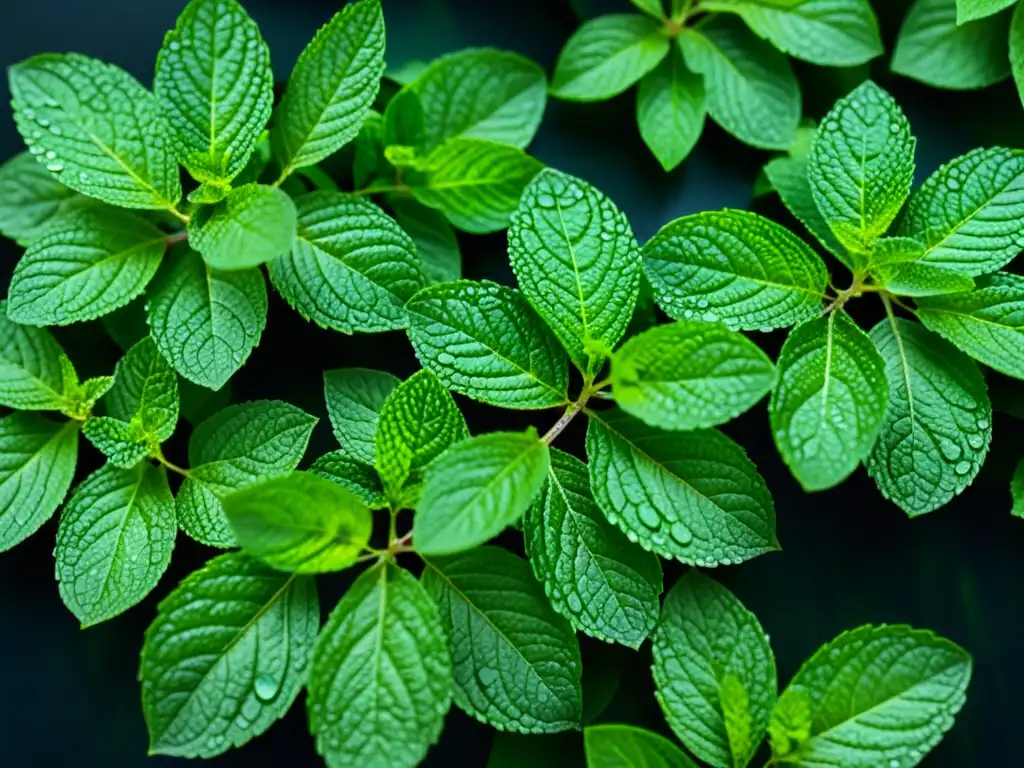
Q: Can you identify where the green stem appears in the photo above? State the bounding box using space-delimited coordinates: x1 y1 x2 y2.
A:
166 230 188 246
153 446 189 477
167 205 190 225
352 183 410 197
541 379 602 445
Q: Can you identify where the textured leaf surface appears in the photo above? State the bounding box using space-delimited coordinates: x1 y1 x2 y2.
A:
643 209 828 331
55 462 175 626
8 207 166 325
421 547 583 733
147 248 267 390
585 725 698 768
0 413 77 553
957 0 1018 22
679 18 800 150
154 0 273 182
867 318 991 516
272 0 385 173
189 184 297 270
1012 3 1024 107
525 449 661 648
8 53 181 209
509 168 641 373
636 47 706 172
770 312 888 491
612 320 775 431
763 156 848 263
653 572 776 768
586 408 778 566
0 308 66 410
771 625 971 768
309 451 387 508
0 152 83 245
415 431 549 555
107 337 179 443
141 552 318 757
406 280 569 409
81 416 148 468
323 367 399 463
268 191 425 332
390 198 461 284
875 262 976 297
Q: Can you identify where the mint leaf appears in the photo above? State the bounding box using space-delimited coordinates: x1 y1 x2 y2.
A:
268 191 425 332
808 81 915 255
525 448 662 649
917 273 1024 379
767 689 813 760
956 0 1017 23
699 0 883 66
154 0 273 183
551 14 669 102
0 307 67 410
324 367 399 464
55 462 175 626
415 430 549 555
81 416 149 468
383 88 425 149
770 311 888 492
509 168 642 374
310 562 451 768
376 369 468 502
0 412 78 552
187 181 230 205
309 451 387 508
1011 3 1024 106
147 248 267 390
643 210 828 331
408 48 547 150
875 262 976 297
409 138 544 234
406 280 570 409
679 17 800 150
586 407 778 566
868 236 926 268
188 184 297 270
1012 459 1024 518
106 337 179 444
178 400 317 547
653 572 776 768
421 546 583 733
141 552 318 757
0 151 84 245
224 472 371 573
892 0 1011 89
899 147 1024 276
271 0 385 174
585 725 697 767
764 157 849 264
772 625 971 767
612 320 776 431
631 0 667 17
7 207 166 325
636 46 705 172
390 198 462 284
9 53 181 210
867 318 992 517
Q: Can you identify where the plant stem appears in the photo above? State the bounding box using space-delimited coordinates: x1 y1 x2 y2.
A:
542 384 595 445
272 166 292 188
166 230 188 246
352 183 410 197
167 206 190 225
153 446 189 477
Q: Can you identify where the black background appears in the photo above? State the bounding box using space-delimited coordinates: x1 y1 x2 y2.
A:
1 0 1022 765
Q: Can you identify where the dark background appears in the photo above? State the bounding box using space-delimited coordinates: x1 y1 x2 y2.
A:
1 0 1022 765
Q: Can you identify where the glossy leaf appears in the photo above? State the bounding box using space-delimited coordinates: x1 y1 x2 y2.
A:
390 198 462 284
584 725 698 768
188 184 297 270
323 367 399 464
106 337 179 444
0 308 67 410
309 451 387 509
636 47 706 172
0 152 84 245
763 156 848 264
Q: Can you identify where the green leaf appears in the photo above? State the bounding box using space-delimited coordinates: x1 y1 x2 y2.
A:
421 547 583 733
867 236 926 268
8 53 182 209
224 472 371 573
271 0 385 174
509 168 642 373
309 562 451 768
309 451 387 508
0 151 85 245
679 17 800 150
324 367 399 464
807 80 915 255
631 0 668 18
0 413 78 553
875 262 976 298
892 0 1011 89
867 318 992 517
643 209 828 331
917 273 1024 379
699 0 883 66
612 320 775 431
586 407 778 566
187 181 230 205
390 198 462 284
177 400 317 547
899 147 1024 276
55 462 175 626
415 430 549 555
771 625 971 767
721 674 754 767
106 337 179 444
1011 3 1024 107
770 311 888 492
383 88 425 149
406 280 569 409
154 0 273 183
268 191 425 332
141 552 319 757
7 207 166 325
636 46 705 172
585 725 698 768
767 689 813 760
956 0 1017 23
0 307 67 410
1012 459 1024 518
408 48 547 150
653 572 776 768
551 14 669 102
188 184 297 270
147 248 267 390
525 448 661 648
376 369 468 501
81 416 149 468
409 137 544 234
764 157 849 264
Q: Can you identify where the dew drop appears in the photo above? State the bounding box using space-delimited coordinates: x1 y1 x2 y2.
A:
29 145 44 155
49 125 62 136
967 435 984 450
79 172 89 182
889 760 900 768
599 231 612 242
23 108 35 119
477 667 499 686
566 594 582 613
977 419 989 431
889 123 900 134
254 674 279 701
670 522 692 546
437 352 455 365
946 178 960 191
637 506 660 530
536 193 555 208
954 461 972 476
169 40 181 51
44 150 56 160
